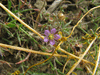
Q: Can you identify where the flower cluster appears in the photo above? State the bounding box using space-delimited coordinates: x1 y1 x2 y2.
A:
44 28 60 45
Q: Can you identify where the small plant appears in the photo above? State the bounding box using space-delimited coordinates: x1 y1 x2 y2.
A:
0 1 100 75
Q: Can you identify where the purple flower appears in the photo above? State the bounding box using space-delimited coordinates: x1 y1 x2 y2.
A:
44 28 60 45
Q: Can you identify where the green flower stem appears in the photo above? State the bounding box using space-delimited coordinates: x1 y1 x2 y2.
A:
19 27 39 44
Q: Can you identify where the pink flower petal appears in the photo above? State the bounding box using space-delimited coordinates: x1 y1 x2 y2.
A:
50 39 55 45
51 28 56 34
44 37 49 42
44 30 50 36
54 34 60 40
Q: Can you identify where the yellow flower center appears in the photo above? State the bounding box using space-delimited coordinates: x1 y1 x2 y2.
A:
49 34 54 40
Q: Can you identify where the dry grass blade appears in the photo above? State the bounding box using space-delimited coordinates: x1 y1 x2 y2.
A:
66 37 96 75
0 43 67 57
35 0 46 29
92 44 100 75
62 58 70 73
0 60 12 67
0 3 44 39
